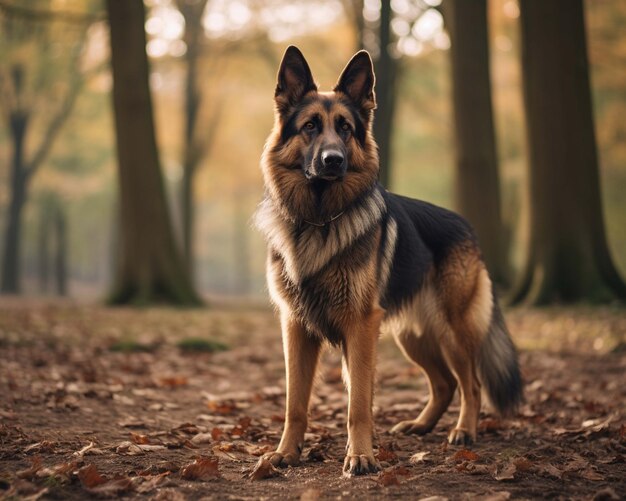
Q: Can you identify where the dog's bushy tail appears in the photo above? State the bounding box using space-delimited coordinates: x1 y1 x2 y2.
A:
477 294 523 416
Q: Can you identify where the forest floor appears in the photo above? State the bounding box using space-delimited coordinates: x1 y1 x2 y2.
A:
0 298 625 500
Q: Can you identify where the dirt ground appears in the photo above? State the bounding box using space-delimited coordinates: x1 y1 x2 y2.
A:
0 299 625 500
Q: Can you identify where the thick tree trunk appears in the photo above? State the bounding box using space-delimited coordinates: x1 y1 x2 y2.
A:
1 111 28 294
512 0 626 304
445 0 507 285
373 0 397 188
106 0 201 306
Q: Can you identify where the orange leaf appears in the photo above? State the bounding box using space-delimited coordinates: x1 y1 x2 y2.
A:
181 457 220 481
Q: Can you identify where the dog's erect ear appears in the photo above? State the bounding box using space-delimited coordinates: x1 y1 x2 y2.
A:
275 46 317 114
334 51 376 113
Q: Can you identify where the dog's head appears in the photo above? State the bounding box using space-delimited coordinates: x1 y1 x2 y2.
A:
262 47 379 220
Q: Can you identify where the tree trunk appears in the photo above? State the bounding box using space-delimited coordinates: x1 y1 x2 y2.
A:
106 0 201 306
512 0 626 304
1 110 28 294
177 0 207 274
445 0 507 285
37 200 52 294
373 0 397 188
54 203 68 296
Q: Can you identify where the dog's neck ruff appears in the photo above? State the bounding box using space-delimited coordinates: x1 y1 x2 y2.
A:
302 211 345 227
254 187 386 284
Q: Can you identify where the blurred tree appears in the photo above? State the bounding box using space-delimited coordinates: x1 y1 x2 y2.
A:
372 0 396 188
37 198 51 294
175 0 209 273
444 0 507 285
106 0 200 305
512 0 626 304
0 2 93 293
53 199 67 296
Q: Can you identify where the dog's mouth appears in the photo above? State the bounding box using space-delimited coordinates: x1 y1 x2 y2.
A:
304 169 343 182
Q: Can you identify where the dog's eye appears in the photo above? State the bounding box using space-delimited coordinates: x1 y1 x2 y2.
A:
340 122 351 132
304 121 316 131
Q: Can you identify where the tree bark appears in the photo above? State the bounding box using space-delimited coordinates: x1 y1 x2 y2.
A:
54 203 67 296
37 199 52 294
176 0 208 274
106 0 201 306
372 0 397 188
512 0 626 304
1 108 28 294
445 0 507 285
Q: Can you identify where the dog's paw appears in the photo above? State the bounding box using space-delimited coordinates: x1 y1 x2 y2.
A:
342 454 381 477
262 450 300 467
447 428 475 446
390 419 433 435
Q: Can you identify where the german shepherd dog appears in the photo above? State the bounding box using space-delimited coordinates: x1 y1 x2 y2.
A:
255 46 522 477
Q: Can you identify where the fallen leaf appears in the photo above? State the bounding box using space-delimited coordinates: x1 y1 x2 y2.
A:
17 457 42 479
376 445 398 463
116 441 144 455
452 449 480 462
377 469 400 486
248 458 280 481
77 464 107 489
580 468 605 481
24 441 56 454
130 432 151 445
134 472 170 493
85 477 133 497
539 464 562 480
409 451 430 464
512 457 533 472
494 463 517 481
158 375 188 388
191 432 213 445
181 457 220 481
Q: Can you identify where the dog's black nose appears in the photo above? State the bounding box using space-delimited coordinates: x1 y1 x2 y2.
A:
321 150 344 169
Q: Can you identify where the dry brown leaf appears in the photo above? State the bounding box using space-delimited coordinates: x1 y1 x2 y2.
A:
409 451 430 464
248 458 280 481
377 469 400 486
540 464 562 479
130 432 151 445
180 457 220 481
211 427 223 441
116 441 144 455
376 445 398 463
17 457 42 479
479 418 503 433
494 463 517 481
452 449 480 462
206 400 236 415
134 472 171 493
158 375 188 388
191 432 213 445
77 464 107 489
512 457 533 472
85 477 134 497
24 441 55 454
580 468 605 481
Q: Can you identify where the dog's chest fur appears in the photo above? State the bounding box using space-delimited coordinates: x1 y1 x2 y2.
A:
255 190 386 342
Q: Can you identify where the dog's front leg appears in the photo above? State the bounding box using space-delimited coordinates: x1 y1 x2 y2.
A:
342 308 384 477
263 314 321 467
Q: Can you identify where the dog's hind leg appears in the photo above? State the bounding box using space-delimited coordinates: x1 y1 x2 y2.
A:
262 314 321 467
439 326 481 445
390 329 457 435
